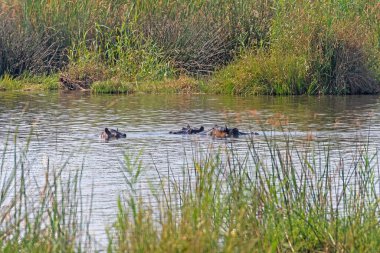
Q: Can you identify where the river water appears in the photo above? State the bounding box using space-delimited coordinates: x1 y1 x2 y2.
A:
1 91 380 246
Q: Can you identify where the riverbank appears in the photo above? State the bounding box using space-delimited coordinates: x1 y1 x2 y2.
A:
1 0 379 95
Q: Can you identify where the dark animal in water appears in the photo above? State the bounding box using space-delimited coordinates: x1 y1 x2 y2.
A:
209 126 229 138
209 125 259 138
169 124 205 134
100 128 126 140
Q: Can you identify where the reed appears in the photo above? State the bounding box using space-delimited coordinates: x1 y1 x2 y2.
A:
132 0 272 75
211 0 380 95
2 126 380 251
1 0 379 94
0 132 88 252
110 131 380 252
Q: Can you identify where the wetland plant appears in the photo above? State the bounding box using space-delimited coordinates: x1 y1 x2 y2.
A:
1 0 379 94
1 127 380 252
110 132 380 252
0 133 89 252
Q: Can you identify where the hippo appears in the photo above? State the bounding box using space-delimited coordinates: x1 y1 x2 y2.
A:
169 124 205 134
209 125 259 138
209 125 229 138
100 128 127 140
228 127 258 137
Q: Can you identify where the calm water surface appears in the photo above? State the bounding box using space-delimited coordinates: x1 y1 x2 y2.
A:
1 91 380 246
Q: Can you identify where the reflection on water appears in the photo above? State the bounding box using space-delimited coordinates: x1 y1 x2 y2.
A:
1 91 380 245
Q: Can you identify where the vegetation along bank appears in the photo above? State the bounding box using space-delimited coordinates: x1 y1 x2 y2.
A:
0 0 379 95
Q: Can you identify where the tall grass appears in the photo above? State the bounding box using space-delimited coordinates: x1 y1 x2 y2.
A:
2 126 380 251
133 0 273 75
0 11 65 76
211 0 380 95
60 0 270 90
62 22 175 92
1 0 271 88
0 0 379 93
272 0 380 94
110 132 380 252
0 0 128 77
0 132 88 252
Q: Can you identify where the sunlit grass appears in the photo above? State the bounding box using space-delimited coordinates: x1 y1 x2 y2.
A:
209 51 307 95
92 75 201 94
0 74 59 91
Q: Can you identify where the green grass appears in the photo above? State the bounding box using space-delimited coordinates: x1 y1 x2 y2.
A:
0 0 379 94
0 132 86 252
209 51 308 95
2 128 380 252
0 74 59 91
91 75 201 94
211 0 380 95
109 132 380 252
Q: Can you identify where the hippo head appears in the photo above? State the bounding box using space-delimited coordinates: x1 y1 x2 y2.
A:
101 128 126 140
119 132 127 138
230 128 240 137
100 128 113 140
111 128 126 138
210 127 227 138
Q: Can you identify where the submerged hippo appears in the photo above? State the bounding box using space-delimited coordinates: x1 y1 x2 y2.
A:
100 128 127 140
209 125 259 138
209 125 229 138
169 124 205 134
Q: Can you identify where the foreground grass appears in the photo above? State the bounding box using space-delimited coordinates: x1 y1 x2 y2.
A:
109 134 380 252
0 133 87 252
1 129 380 252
